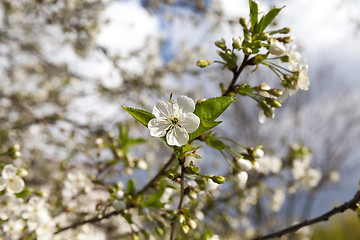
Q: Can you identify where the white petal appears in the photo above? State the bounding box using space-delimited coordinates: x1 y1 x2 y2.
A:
179 113 200 133
148 118 170 137
0 178 6 191
2 164 17 179
152 100 173 118
258 110 266 124
166 126 189 146
7 176 25 194
174 96 195 114
236 171 248 188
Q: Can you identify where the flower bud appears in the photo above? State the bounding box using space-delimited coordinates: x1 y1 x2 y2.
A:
232 37 242 50
18 168 28 177
258 32 270 41
259 83 271 91
237 158 252 171
196 59 213 68
267 98 282 108
283 36 294 43
211 175 226 184
268 88 283 97
248 54 265 65
253 40 262 48
239 17 247 28
95 138 104 147
254 148 264 158
113 200 126 211
196 98 207 105
215 39 226 51
264 107 274 118
115 190 124 199
179 214 185 224
243 47 252 55
8 144 21 159
182 225 190 234
188 219 197 229
269 38 286 56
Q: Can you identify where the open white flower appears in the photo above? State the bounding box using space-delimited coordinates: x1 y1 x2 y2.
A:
0 164 25 194
148 95 200 146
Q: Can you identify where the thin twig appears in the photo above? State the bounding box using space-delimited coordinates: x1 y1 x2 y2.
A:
223 55 249 96
138 154 176 195
170 158 186 240
252 190 360 240
54 154 176 235
55 210 120 234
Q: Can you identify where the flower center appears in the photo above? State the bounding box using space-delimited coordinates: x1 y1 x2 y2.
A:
171 117 179 125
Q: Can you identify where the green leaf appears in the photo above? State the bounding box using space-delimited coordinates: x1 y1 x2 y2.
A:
206 136 226 150
188 96 235 141
119 124 128 144
254 7 284 34
189 121 221 142
121 212 133 224
127 179 135 195
127 138 147 146
193 97 236 122
144 189 165 208
249 0 258 32
122 106 154 127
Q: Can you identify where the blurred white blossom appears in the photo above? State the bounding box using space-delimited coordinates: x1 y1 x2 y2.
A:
0 164 25 194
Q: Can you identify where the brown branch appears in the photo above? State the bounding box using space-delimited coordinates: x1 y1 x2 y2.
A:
223 55 249 96
54 154 176 235
138 154 176 195
252 190 360 240
170 158 186 240
55 210 120 234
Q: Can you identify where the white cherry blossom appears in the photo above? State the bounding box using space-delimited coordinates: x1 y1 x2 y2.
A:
0 164 25 194
148 95 200 146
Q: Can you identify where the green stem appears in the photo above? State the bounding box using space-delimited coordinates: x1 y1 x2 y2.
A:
223 55 249 96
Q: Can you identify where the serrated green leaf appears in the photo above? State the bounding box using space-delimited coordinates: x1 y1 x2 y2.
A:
127 179 135 195
254 7 284 34
122 106 154 127
188 97 235 141
193 97 236 122
188 121 221 142
249 0 258 32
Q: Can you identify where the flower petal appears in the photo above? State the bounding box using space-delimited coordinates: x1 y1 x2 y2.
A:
174 96 195 114
0 178 6 191
152 100 173 118
148 118 170 137
7 175 25 194
179 112 200 133
166 126 189 146
2 164 17 179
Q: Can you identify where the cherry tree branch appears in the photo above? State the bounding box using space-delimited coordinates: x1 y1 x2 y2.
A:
223 55 249 96
55 154 176 235
170 158 186 240
252 190 360 240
